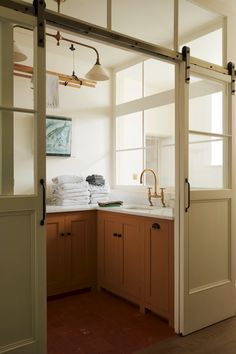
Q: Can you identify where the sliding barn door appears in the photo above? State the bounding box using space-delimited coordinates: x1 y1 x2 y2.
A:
0 6 46 354
180 64 235 335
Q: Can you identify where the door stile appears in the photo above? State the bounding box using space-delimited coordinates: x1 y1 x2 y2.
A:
33 23 47 353
178 61 189 335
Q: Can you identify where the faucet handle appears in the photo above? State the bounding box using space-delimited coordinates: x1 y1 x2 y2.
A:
160 187 166 208
147 187 153 206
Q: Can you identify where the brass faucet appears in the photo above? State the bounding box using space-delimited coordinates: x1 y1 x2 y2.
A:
140 168 166 207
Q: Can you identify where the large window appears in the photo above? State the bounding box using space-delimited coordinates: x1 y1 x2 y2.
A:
115 59 175 187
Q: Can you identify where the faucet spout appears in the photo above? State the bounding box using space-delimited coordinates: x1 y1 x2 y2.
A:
140 168 165 207
140 168 158 195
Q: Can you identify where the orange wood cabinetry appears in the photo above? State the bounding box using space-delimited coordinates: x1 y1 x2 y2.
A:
97 211 174 325
46 211 96 296
97 211 144 304
144 218 174 326
47 214 67 294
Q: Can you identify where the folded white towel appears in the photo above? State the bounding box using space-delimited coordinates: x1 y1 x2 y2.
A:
90 192 109 198
54 196 89 201
53 191 90 198
90 196 109 203
88 183 110 192
55 200 89 206
52 175 84 184
46 74 59 108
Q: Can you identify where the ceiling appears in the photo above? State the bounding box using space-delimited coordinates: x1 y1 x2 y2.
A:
17 0 231 70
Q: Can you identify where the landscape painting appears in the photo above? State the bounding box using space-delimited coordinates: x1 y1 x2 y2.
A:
46 116 72 156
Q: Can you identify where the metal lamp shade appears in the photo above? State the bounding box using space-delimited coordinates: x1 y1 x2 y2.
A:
13 42 27 62
85 63 109 81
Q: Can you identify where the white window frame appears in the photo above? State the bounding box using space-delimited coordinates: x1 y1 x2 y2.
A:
113 58 176 189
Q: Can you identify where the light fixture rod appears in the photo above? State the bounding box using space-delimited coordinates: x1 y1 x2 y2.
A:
14 24 100 64
46 32 100 64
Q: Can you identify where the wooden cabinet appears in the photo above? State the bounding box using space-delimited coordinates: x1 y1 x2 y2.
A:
47 209 174 325
47 214 67 295
46 211 96 296
144 218 174 327
97 211 144 304
97 210 174 325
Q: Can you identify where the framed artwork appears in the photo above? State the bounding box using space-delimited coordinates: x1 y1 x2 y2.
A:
46 116 72 156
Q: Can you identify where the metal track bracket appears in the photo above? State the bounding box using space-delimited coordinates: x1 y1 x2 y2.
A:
182 46 190 84
33 0 46 48
227 62 235 95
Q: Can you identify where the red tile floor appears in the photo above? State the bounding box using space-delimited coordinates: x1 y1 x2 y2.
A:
47 290 175 354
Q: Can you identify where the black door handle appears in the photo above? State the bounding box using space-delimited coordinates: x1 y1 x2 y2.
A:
185 178 190 212
152 223 160 230
40 178 46 226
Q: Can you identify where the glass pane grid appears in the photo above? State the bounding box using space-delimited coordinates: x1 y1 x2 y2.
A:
0 111 35 196
189 132 228 189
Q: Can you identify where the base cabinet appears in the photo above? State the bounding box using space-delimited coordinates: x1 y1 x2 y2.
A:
144 219 174 326
97 211 174 325
97 211 144 304
47 211 96 296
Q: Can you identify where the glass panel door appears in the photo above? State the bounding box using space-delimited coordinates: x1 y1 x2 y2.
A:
180 67 234 335
0 5 46 354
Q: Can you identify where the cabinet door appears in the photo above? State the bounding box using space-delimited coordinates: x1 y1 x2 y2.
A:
66 212 96 290
103 219 123 290
145 219 171 319
47 214 67 296
123 221 143 300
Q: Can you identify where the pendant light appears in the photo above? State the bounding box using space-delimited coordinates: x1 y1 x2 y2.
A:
52 0 109 82
85 58 110 81
13 41 27 62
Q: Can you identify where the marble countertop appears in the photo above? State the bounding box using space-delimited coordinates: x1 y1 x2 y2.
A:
46 204 174 220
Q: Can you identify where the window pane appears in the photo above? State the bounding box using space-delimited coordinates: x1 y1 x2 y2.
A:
116 63 142 104
14 112 35 195
179 0 223 65
189 134 227 189
0 20 34 109
181 29 223 66
144 104 175 187
116 150 143 185
144 59 175 97
45 0 107 28
116 112 142 150
14 27 34 109
0 110 35 195
189 77 225 134
112 0 174 49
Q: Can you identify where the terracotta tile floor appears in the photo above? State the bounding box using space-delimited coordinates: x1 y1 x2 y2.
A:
47 290 175 354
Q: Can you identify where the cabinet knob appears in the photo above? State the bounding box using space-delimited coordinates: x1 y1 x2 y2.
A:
152 223 161 230
117 234 122 237
60 233 65 236
113 233 118 237
67 232 71 236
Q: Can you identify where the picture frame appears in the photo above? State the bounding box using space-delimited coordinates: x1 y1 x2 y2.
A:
46 116 72 157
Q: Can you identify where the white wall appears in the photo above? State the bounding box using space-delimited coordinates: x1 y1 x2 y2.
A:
14 46 112 194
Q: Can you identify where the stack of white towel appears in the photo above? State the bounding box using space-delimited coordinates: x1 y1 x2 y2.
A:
89 183 110 204
51 175 89 206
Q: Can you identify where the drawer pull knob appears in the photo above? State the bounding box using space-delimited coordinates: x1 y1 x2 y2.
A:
67 232 71 236
117 234 122 237
113 233 118 237
60 233 65 236
152 223 160 230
